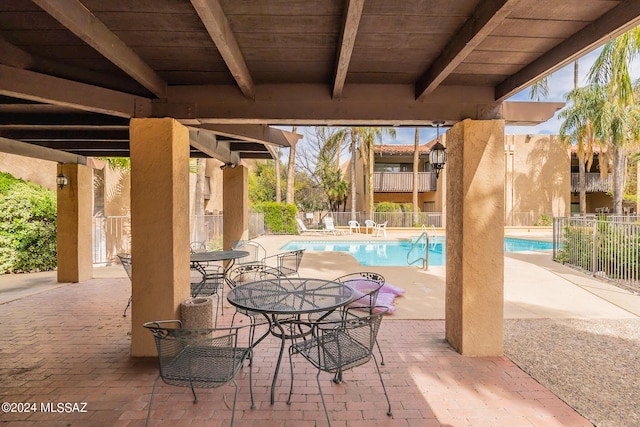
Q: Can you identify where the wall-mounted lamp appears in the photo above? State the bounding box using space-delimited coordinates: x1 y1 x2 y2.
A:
428 121 447 179
56 173 68 190
220 162 237 170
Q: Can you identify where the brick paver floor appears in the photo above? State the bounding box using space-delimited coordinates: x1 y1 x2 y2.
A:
0 277 592 426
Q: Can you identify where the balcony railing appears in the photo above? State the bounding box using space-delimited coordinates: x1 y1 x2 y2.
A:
571 173 612 193
373 172 437 192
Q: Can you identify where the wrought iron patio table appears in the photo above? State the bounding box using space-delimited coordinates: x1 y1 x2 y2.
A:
226 277 354 404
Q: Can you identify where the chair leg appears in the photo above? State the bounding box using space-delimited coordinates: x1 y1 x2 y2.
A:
316 370 332 427
376 339 385 365
372 353 392 417
145 375 161 427
123 296 132 317
286 347 295 404
230 379 238 427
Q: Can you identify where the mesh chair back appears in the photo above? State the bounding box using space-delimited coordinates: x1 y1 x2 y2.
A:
277 249 304 276
143 320 254 426
117 254 132 280
231 240 267 265
334 272 384 312
145 321 249 388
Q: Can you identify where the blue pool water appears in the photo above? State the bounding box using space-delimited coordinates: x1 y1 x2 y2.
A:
281 237 553 267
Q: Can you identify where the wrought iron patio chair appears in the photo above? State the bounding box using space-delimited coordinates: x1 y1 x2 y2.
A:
262 249 305 277
228 264 281 345
308 272 386 381
190 262 224 326
231 240 267 266
117 253 133 317
286 308 392 426
144 320 254 427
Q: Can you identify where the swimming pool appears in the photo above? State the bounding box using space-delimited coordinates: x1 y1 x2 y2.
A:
281 237 553 267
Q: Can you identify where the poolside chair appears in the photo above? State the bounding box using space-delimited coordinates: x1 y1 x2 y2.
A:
323 217 342 235
287 308 392 426
117 253 133 317
143 320 254 427
348 220 361 234
365 219 376 234
374 221 388 237
295 217 330 235
190 261 224 326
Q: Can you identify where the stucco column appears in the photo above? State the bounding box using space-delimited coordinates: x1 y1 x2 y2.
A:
56 163 93 282
129 118 190 357
223 165 249 250
445 119 504 356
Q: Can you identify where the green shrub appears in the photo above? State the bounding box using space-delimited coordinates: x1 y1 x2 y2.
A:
0 172 57 273
252 202 298 234
375 202 401 213
534 214 552 226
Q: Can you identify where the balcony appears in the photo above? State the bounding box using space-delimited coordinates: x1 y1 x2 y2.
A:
373 172 437 192
571 173 612 193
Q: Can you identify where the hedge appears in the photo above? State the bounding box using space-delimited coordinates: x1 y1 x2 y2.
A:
0 172 57 273
252 202 298 234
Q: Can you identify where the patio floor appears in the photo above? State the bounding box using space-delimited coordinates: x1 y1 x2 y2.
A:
0 270 593 426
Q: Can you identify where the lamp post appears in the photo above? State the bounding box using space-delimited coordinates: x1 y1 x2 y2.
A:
428 121 447 179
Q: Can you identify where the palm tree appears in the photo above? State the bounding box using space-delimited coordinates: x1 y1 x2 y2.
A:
588 28 640 213
274 148 281 202
558 85 604 215
359 127 396 217
412 128 420 225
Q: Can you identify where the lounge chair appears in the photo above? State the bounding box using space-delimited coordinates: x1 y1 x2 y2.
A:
323 217 342 235
295 217 330 235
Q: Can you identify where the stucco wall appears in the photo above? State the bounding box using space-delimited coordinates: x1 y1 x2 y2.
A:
505 134 570 224
0 152 57 190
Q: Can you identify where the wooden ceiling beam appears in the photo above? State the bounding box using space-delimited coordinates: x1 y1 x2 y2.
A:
495 0 640 101
0 65 150 118
188 127 240 165
333 0 365 99
0 136 87 164
32 0 167 98
415 0 518 100
190 0 255 99
196 123 300 147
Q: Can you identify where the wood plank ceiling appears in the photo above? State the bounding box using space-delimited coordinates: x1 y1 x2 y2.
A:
1 0 640 162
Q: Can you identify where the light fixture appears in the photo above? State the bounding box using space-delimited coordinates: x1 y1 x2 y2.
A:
56 173 68 190
428 121 447 179
220 162 237 170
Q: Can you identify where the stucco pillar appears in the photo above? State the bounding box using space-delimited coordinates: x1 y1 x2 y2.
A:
56 163 93 282
129 118 190 357
445 119 504 356
223 165 249 250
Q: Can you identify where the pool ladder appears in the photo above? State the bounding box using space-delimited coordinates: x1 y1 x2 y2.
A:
407 231 429 270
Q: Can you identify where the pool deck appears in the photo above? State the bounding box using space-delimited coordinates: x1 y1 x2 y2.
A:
1 228 639 426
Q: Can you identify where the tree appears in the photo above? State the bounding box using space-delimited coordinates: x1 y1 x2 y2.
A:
359 127 396 217
412 128 420 225
588 28 640 213
274 148 281 203
558 85 603 215
285 126 298 204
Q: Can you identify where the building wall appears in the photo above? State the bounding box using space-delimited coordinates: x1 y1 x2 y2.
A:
504 134 571 224
0 152 57 190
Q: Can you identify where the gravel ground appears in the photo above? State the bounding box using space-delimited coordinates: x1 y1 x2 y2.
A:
504 319 640 427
